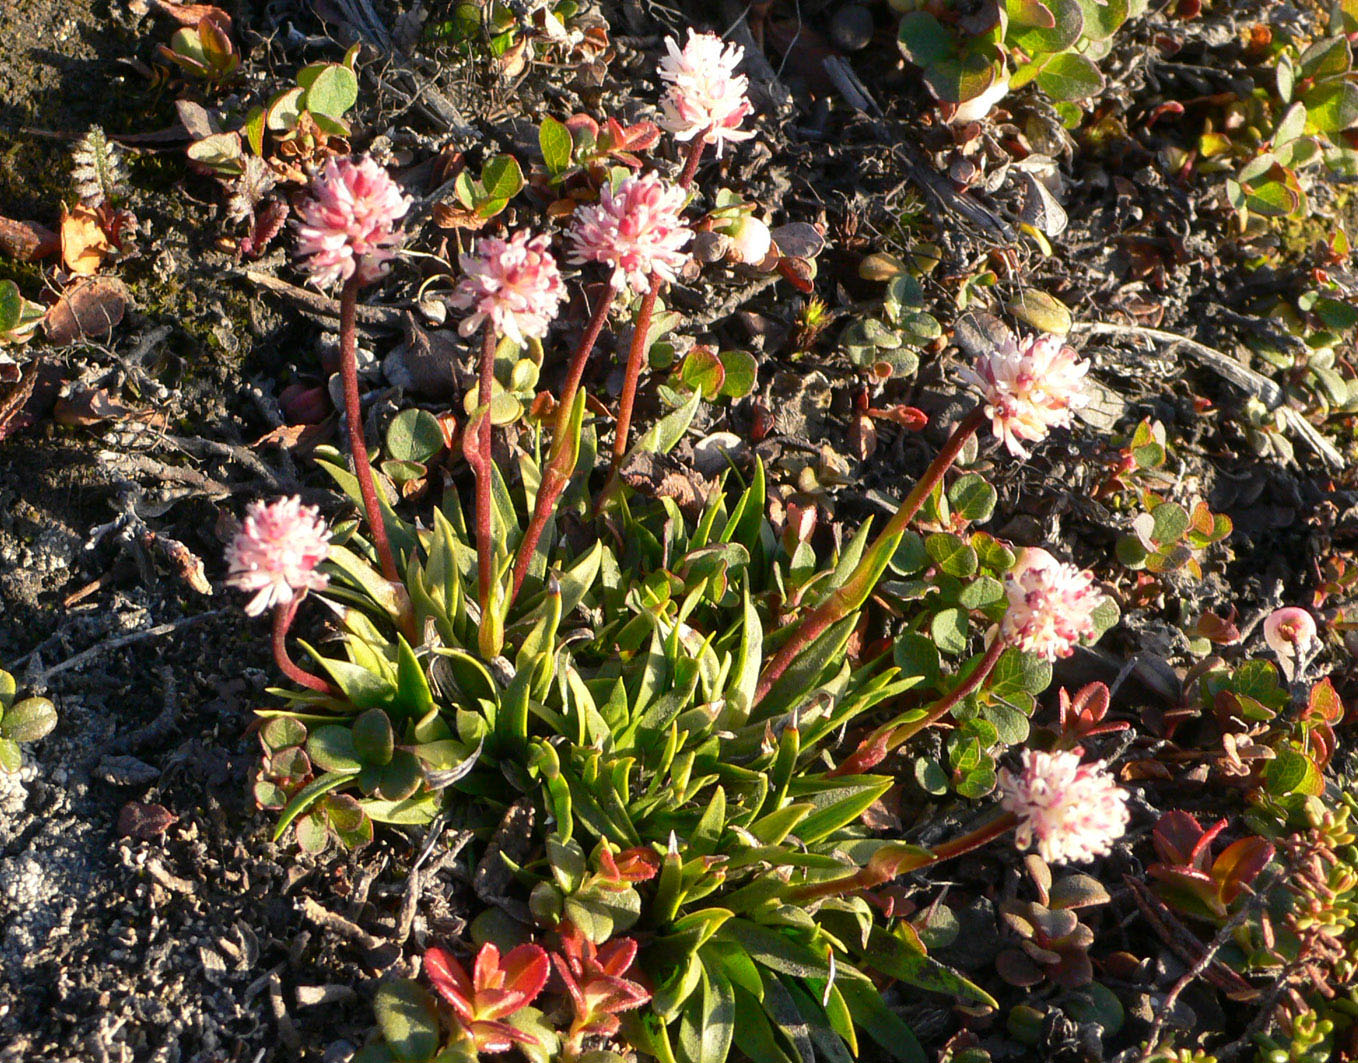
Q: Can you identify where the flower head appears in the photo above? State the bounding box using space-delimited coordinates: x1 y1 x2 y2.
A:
1263 606 1317 682
658 30 755 155
293 156 410 288
962 332 1090 457
450 230 566 345
999 749 1130 865
1000 547 1106 661
425 942 550 1054
569 171 693 293
224 497 330 616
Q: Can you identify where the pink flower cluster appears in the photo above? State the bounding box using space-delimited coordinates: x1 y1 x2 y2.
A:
293 157 410 288
569 172 693 293
658 30 755 156
451 230 566 345
1000 547 1105 661
999 749 1131 865
963 332 1090 457
224 497 331 616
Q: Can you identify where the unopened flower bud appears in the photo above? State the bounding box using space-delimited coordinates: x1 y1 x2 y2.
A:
727 215 772 264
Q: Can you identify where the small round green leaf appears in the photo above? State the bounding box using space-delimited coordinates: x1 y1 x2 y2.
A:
931 608 971 655
0 697 57 743
301 63 359 120
386 408 445 463
307 725 362 773
352 709 395 765
1035 52 1104 102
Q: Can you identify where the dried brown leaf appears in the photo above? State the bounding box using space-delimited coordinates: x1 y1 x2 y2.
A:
44 277 130 345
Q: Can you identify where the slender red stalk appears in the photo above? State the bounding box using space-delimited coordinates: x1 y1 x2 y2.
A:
753 406 987 707
609 273 663 468
339 275 399 583
475 326 496 611
510 288 615 602
272 598 338 696
791 811 1017 903
607 136 707 473
829 634 1008 777
676 133 708 190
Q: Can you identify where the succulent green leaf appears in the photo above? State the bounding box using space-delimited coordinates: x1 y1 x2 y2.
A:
351 709 395 765
301 63 359 120
482 154 525 202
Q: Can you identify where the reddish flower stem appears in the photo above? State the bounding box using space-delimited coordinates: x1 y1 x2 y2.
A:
791 810 1017 904
829 634 1008 778
510 287 615 603
609 273 663 469
752 406 987 708
339 275 399 584
475 326 496 611
607 136 708 474
271 598 338 696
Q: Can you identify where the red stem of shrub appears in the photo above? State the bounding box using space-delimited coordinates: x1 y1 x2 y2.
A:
752 407 987 708
271 598 337 696
339 275 399 584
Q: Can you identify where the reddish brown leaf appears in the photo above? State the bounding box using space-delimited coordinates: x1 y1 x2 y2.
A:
148 0 231 31
54 387 144 427
0 216 59 261
44 277 130 345
431 203 492 230
118 801 179 840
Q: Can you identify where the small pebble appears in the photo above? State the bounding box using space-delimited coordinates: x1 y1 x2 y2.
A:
96 755 161 787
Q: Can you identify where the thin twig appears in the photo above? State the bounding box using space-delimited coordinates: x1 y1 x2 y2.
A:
1137 871 1276 1062
1072 320 1343 468
161 435 294 492
25 611 226 685
236 269 404 328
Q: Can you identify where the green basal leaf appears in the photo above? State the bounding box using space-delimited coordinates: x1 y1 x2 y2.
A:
630 386 702 459
303 643 397 709
861 925 997 1008
308 725 363 773
836 976 926 1063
